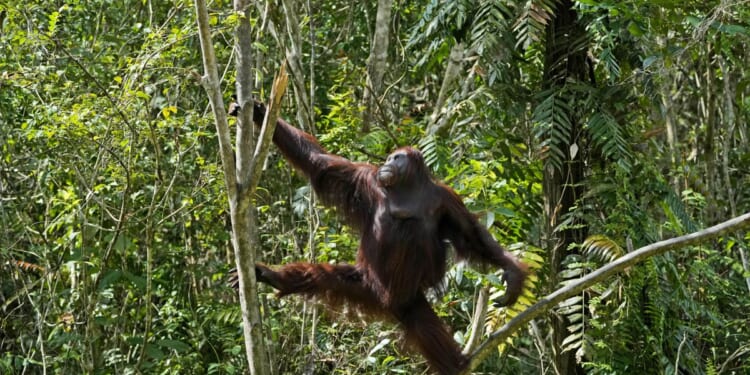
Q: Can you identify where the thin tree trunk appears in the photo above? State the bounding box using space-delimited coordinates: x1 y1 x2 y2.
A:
362 0 391 132
702 41 718 221
718 55 750 293
233 0 273 371
281 0 314 131
427 41 465 136
195 0 287 373
660 69 679 191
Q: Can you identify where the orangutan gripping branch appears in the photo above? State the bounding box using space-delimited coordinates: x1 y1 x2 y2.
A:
243 101 528 375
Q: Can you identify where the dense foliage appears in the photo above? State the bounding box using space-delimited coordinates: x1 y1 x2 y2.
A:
1 0 748 374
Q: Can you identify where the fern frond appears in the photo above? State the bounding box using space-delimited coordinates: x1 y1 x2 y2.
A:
418 134 440 169
513 0 555 49
10 259 45 274
406 0 447 48
533 88 572 171
587 110 632 171
470 0 513 54
561 330 584 352
582 234 624 263
662 190 699 234
557 256 588 354
213 308 242 325
407 0 468 49
360 129 392 153
600 47 621 81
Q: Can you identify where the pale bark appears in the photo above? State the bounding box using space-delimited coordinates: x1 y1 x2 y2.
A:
362 0 392 131
427 41 465 136
462 285 489 355
281 0 314 131
661 76 679 191
702 43 718 221
195 0 287 373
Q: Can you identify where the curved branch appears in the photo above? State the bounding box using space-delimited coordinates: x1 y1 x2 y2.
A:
461 212 750 374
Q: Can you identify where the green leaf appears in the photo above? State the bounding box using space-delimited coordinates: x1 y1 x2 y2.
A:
123 271 147 290
98 270 123 290
156 339 191 353
627 22 643 37
643 56 658 69
495 206 516 218
145 343 165 360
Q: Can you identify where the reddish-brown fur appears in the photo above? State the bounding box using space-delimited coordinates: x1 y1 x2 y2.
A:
248 101 528 375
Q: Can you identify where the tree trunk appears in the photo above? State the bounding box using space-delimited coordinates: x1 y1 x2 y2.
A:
281 0 314 131
194 0 281 373
541 1 588 374
718 55 750 293
427 41 465 136
702 41 718 221
362 0 392 132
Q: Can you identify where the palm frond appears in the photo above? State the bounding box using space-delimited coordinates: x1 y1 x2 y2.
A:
469 0 513 55
587 110 632 172
556 254 589 355
418 133 441 169
600 47 621 81
533 88 572 171
662 190 699 234
513 0 556 50
582 234 625 263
